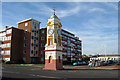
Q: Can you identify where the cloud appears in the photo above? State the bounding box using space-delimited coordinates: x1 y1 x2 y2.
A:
56 3 80 18
89 8 106 13
28 2 81 18
104 2 118 10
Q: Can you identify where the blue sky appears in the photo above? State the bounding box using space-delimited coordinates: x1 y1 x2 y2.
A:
1 2 118 55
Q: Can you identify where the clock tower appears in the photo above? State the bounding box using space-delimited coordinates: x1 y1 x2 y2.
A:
43 9 63 70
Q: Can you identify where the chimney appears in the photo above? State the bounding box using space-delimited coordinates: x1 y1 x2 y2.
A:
5 26 8 29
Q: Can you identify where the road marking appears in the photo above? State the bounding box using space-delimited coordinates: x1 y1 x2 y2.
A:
2 71 20 74
29 74 60 79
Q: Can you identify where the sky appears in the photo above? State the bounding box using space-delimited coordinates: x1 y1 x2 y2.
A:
1 2 118 55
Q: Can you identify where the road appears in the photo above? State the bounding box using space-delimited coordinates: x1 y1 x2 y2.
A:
1 64 120 80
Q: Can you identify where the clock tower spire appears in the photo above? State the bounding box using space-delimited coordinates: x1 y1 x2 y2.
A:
43 9 63 70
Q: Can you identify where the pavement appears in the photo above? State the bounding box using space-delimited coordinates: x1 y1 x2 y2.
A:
64 64 120 70
1 64 120 80
11 63 120 70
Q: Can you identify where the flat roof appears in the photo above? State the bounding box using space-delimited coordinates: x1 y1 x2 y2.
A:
99 55 120 57
17 18 41 24
61 29 75 36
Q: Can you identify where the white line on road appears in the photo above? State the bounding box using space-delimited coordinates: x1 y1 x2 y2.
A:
29 74 61 79
2 71 20 74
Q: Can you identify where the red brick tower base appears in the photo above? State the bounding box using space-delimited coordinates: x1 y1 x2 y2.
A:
43 59 63 70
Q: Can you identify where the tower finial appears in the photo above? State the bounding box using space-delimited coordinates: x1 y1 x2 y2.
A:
53 8 55 15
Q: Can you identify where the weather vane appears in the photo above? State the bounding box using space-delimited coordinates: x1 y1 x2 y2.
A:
53 8 55 15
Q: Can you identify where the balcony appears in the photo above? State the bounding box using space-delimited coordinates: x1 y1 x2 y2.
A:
74 46 78 49
63 50 67 53
71 40 75 44
62 39 67 42
62 44 68 47
72 51 75 53
0 41 2 44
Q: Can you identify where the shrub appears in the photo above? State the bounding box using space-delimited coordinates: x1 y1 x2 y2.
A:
5 61 11 64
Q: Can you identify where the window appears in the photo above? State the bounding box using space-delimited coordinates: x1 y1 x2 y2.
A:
41 37 44 40
6 29 12 34
41 44 44 47
36 37 38 40
23 57 26 62
35 26 36 29
36 44 38 47
34 40 36 43
23 50 26 54
68 39 70 44
34 47 36 50
68 48 71 55
31 36 34 39
48 39 53 46
24 30 27 33
41 30 45 34
7 36 11 40
41 58 44 62
41 51 44 54
24 43 26 47
34 32 36 36
58 56 61 63
36 31 38 33
49 56 52 63
31 43 34 46
31 50 33 54
1 51 4 55
36 51 38 54
24 37 27 40
58 39 61 46
25 23 28 26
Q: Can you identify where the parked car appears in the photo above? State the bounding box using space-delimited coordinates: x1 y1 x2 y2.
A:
108 60 113 64
82 61 87 65
103 61 109 66
73 62 82 66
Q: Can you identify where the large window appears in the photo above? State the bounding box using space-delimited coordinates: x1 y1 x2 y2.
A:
48 39 53 46
49 56 52 63
58 56 61 63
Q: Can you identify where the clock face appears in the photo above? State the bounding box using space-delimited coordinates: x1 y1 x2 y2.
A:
48 28 54 35
57 29 61 35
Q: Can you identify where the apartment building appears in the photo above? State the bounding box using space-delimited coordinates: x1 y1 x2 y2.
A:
17 18 41 63
0 18 82 64
38 28 82 64
0 26 25 63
